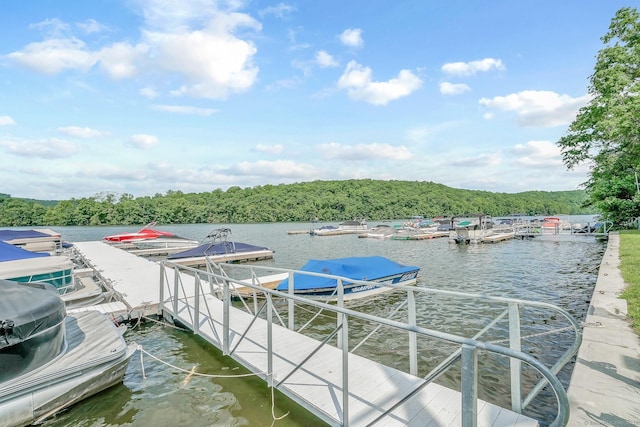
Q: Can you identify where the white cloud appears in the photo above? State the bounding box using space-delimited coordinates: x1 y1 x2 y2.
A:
147 15 260 99
439 82 470 95
7 38 96 74
228 160 319 178
259 3 295 19
29 18 70 37
479 90 590 127
512 140 564 168
139 87 159 98
76 19 108 34
58 126 110 138
0 137 78 158
0 116 15 126
316 142 412 161
450 153 502 167
337 61 422 105
97 42 148 79
340 28 363 48
315 50 338 68
441 58 505 76
254 144 284 154
151 104 218 116
128 134 158 149
6 3 262 100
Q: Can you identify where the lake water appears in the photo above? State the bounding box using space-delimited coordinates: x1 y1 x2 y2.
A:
38 216 605 426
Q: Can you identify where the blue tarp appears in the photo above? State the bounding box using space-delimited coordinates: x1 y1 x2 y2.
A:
168 241 270 260
0 241 49 262
0 230 51 241
276 256 419 291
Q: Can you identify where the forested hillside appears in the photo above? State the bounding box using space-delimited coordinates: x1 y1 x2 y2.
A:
0 180 593 226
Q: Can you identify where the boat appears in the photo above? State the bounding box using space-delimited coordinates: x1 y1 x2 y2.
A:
541 216 567 233
358 224 397 239
310 219 368 236
167 228 274 266
275 256 420 300
0 279 135 426
0 229 63 254
0 241 74 294
130 235 199 250
449 214 496 244
103 221 178 242
0 241 106 308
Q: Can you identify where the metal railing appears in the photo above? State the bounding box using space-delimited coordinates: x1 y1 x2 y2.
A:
159 259 580 426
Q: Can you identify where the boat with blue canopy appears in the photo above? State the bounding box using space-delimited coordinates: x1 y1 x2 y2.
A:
167 228 274 266
275 256 420 300
0 241 74 293
0 228 63 253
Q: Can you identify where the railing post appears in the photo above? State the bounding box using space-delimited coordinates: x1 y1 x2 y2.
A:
337 278 344 349
223 278 230 355
159 263 165 315
173 266 179 316
267 293 274 388
342 313 349 426
461 344 478 427
408 289 417 376
194 273 201 335
509 302 522 412
288 271 295 330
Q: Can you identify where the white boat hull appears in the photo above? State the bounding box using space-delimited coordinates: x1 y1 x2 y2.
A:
0 311 135 427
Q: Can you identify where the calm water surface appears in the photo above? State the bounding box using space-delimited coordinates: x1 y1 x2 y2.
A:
39 217 605 426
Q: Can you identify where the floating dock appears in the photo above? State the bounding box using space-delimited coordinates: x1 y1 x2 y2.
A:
70 240 538 426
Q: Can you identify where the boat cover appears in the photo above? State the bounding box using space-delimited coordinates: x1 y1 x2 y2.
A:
276 256 419 291
0 229 52 242
168 241 270 260
0 255 73 279
0 279 66 349
0 240 49 262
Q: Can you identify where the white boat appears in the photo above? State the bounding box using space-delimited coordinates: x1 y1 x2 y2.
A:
449 214 509 244
0 280 135 427
310 219 368 236
0 229 63 254
0 241 106 308
0 241 75 294
131 235 199 249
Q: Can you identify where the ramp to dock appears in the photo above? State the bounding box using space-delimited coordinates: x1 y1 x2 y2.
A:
165 290 537 426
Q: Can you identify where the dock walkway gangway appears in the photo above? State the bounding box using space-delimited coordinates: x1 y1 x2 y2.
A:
159 260 580 426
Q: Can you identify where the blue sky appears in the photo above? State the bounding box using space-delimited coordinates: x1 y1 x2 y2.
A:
0 1 632 200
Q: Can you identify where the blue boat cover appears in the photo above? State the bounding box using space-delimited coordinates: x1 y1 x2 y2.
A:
168 241 270 260
0 241 49 262
0 229 52 241
276 256 419 291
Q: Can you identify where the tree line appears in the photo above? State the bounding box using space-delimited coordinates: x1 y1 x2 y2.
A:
0 179 593 227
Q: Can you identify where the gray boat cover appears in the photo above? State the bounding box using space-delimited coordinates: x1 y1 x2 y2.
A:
0 279 66 349
168 241 270 260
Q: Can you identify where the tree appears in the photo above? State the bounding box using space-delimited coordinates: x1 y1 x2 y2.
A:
557 7 640 226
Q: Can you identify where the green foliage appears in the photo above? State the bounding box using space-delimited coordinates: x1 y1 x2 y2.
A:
619 231 640 333
557 7 640 227
0 179 594 227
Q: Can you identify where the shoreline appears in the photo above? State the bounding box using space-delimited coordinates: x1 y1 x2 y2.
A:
567 231 640 425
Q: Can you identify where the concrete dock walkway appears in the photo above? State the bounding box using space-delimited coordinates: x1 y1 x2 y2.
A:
568 232 640 425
